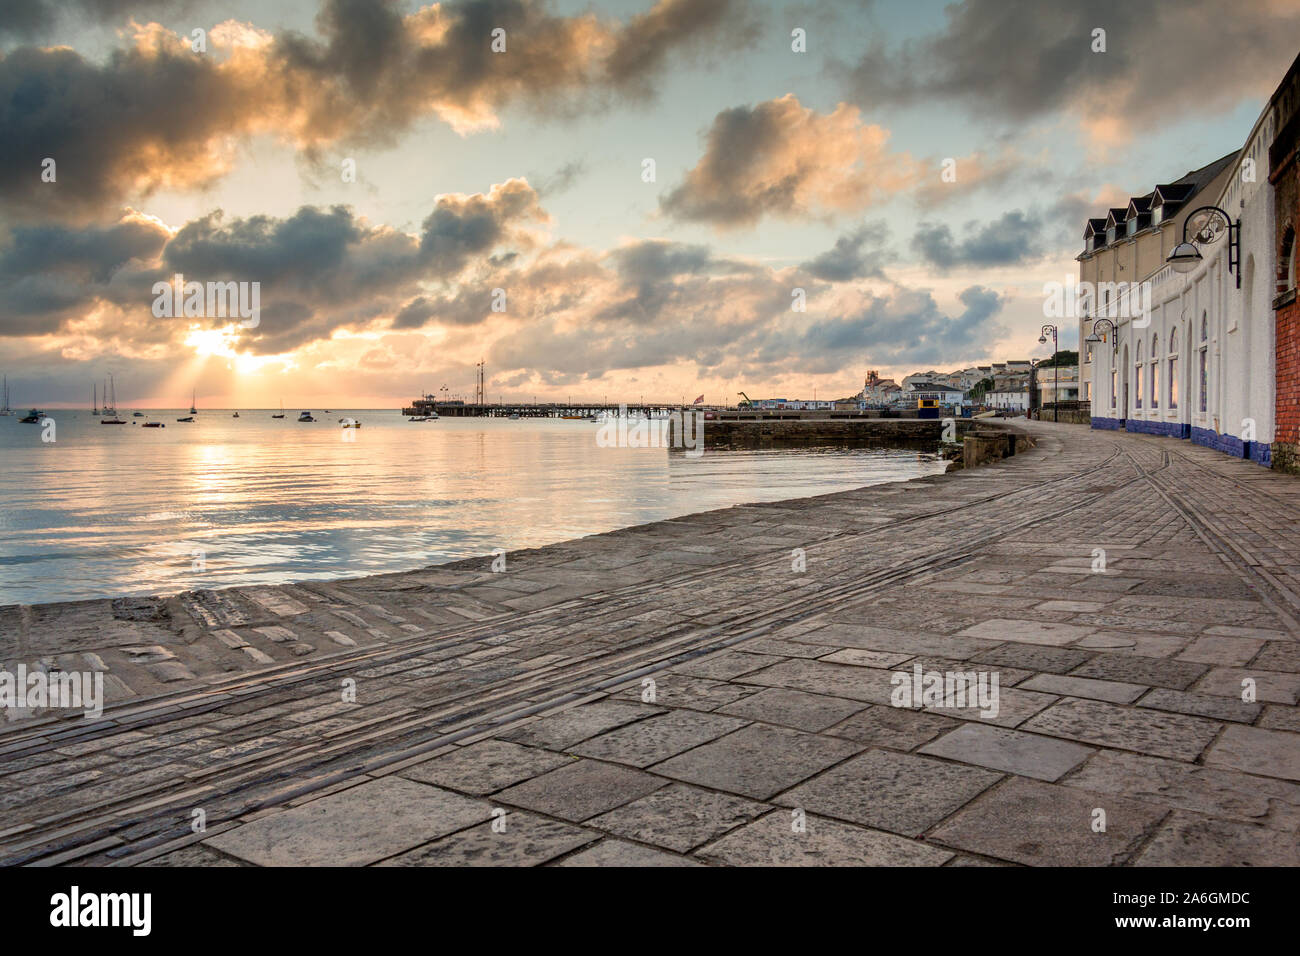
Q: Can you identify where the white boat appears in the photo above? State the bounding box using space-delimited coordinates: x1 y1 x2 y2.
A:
338 417 361 428
101 374 124 424
0 375 12 416
298 411 316 422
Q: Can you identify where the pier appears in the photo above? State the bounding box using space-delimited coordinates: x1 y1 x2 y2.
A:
1 421 1297 866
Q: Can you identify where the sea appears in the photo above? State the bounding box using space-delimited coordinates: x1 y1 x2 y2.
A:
0 410 946 605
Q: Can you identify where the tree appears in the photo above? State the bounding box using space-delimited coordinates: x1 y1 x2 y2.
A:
1038 350 1078 369
968 376 996 402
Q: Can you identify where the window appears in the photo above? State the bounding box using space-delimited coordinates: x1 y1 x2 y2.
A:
1135 341 1143 409
1151 334 1159 409
1199 311 1208 413
1169 326 1179 409
1110 368 1117 408
1152 205 1163 225
1086 344 1093 364
1106 225 1116 244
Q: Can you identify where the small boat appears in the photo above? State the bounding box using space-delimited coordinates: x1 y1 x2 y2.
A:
338 418 361 428
132 411 144 417
1 375 14 416
560 415 585 420
189 389 197 415
176 416 194 422
408 416 428 422
100 374 124 423
232 411 240 418
142 421 165 428
508 413 521 420
19 408 43 423
298 411 316 422
273 399 285 419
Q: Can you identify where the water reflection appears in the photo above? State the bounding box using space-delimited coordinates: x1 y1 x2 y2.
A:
0 411 946 604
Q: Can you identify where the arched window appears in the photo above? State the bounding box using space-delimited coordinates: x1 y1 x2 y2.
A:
1151 334 1160 409
1198 311 1209 413
1168 327 1179 410
1135 340 1144 410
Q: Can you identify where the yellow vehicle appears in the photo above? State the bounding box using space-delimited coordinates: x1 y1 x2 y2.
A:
917 398 940 419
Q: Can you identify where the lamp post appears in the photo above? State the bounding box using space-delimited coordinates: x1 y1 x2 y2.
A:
1166 205 1240 288
1038 324 1059 422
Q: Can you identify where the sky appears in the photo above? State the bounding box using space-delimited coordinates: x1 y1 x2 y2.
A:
1 0 1297 409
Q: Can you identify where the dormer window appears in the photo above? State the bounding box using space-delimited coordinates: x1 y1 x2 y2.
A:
1152 205 1163 225
1127 218 1138 237
1106 225 1116 244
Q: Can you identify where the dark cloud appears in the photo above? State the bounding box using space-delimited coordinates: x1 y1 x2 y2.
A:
0 1 188 41
910 210 1044 271
0 0 754 221
842 0 1300 137
0 216 169 334
801 221 891 281
1 179 544 351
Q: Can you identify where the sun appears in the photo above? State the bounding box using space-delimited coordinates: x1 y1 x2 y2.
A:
185 325 240 358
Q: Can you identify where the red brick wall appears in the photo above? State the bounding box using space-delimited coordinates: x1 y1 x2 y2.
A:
1274 160 1300 472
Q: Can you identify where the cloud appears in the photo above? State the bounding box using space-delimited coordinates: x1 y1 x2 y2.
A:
841 0 1300 144
1 179 545 354
0 0 188 41
911 210 1045 271
801 221 891 281
659 94 921 228
0 0 754 221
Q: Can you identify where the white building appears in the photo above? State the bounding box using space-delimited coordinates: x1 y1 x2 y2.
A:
1083 106 1277 464
989 386 1029 412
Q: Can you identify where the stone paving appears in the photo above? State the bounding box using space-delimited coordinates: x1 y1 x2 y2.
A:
1 421 1299 866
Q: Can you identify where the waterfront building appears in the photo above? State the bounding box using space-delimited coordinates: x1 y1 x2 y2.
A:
1079 52 1294 465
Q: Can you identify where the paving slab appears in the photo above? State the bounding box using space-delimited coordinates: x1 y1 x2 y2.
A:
587 782 768 852
956 619 1095 646
650 723 861 800
780 749 1002 837
715 686 866 732
918 724 1094 782
1021 697 1221 761
1063 749 1300 831
570 710 749 768
553 839 701 867
378 812 597 866
203 777 493 866
493 759 666 822
697 809 954 866
927 777 1166 866
1203 724 1300 782
1133 811 1300 866
498 701 664 750
823 705 958 750
1018 673 1146 704
398 740 572 795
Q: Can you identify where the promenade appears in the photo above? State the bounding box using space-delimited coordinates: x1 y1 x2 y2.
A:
2 421 1298 866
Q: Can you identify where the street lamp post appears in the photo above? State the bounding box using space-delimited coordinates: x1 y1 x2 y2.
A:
1038 324 1059 422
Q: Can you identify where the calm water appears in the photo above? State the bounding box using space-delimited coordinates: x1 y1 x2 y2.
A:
0 411 945 605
